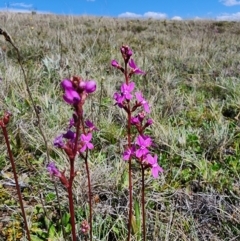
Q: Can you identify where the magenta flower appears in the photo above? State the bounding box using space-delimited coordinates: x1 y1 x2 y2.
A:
54 130 76 148
113 92 124 108
80 133 94 152
79 81 86 90
63 89 81 104
121 82 135 101
120 46 133 59
47 162 61 177
135 91 150 113
131 116 141 125
85 120 99 131
54 135 64 148
63 130 75 140
146 118 153 127
129 59 145 75
69 118 75 128
111 60 120 68
61 79 73 89
61 79 81 104
135 135 152 158
145 154 163 178
123 146 135 161
85 80 96 93
47 162 69 188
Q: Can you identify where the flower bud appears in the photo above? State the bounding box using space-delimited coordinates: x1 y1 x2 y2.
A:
61 79 73 89
85 80 96 93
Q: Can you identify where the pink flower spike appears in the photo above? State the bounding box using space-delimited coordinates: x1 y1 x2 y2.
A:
80 133 94 152
146 154 163 178
129 59 145 75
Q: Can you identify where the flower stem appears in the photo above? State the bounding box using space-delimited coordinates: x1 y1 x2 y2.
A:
128 157 132 241
68 159 77 241
141 164 146 241
84 154 92 241
1 125 31 241
125 61 133 241
67 109 83 241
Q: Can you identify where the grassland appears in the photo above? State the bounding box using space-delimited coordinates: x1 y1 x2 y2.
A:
0 12 240 240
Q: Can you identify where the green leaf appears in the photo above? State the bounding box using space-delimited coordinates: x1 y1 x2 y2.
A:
131 214 137 235
44 216 51 229
118 168 128 191
31 226 43 235
112 226 120 235
48 224 56 238
133 199 141 240
62 212 70 226
30 235 44 241
45 192 56 202
134 199 141 229
65 223 72 233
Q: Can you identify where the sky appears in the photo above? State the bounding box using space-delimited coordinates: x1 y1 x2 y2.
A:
0 0 240 21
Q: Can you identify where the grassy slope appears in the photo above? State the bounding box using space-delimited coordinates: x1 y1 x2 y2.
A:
0 12 240 240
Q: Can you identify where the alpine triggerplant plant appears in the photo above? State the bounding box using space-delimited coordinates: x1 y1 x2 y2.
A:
48 76 97 241
112 45 163 241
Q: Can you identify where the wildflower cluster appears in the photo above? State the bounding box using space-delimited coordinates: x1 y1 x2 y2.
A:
112 46 163 178
47 75 97 241
47 76 97 187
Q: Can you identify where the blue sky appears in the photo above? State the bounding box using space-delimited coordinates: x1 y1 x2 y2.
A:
0 0 240 21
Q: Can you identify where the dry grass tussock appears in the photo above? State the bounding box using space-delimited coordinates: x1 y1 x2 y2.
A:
0 12 240 240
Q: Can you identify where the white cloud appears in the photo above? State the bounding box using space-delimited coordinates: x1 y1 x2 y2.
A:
118 11 167 19
194 16 203 20
216 12 240 20
143 12 167 19
118 12 142 18
0 7 31 13
0 7 50 14
220 0 240 6
10 2 33 8
172 16 182 21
